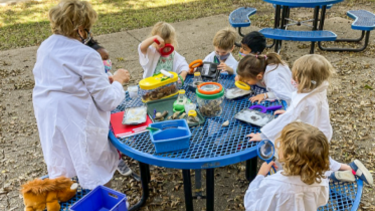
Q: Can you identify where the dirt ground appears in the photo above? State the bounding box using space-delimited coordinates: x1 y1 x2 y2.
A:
1 1 375 211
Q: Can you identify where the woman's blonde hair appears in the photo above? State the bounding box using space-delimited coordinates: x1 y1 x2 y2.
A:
275 122 330 185
292 54 335 93
49 0 97 38
151 22 178 48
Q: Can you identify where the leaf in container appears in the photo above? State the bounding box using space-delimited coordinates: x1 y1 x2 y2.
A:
122 106 148 125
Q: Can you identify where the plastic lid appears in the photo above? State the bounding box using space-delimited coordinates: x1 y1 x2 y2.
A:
194 72 201 76
235 81 251 91
179 90 186 94
139 71 178 90
188 110 197 117
197 82 223 95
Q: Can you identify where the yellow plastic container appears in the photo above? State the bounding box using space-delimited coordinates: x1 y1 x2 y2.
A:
139 71 179 103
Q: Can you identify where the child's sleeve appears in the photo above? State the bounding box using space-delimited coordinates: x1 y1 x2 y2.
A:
138 43 156 67
244 175 265 209
264 65 295 102
203 51 214 63
173 52 189 74
261 102 304 142
81 52 125 112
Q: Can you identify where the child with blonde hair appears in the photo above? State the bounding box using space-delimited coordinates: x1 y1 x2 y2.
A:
244 122 330 211
248 54 373 186
138 22 189 80
236 53 295 105
203 28 238 75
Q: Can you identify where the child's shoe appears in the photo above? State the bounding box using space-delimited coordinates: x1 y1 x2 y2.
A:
117 159 132 176
329 170 355 183
349 159 373 185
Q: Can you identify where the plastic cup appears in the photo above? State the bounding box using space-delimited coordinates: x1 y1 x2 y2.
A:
128 85 139 99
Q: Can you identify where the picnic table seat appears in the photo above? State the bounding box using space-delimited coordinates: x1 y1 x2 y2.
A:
318 9 375 52
273 4 333 9
259 28 337 41
229 7 257 28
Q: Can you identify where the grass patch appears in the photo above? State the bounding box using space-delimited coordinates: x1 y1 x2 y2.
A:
0 0 258 50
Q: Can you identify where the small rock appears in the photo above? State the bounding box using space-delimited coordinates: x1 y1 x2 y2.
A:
222 120 229 127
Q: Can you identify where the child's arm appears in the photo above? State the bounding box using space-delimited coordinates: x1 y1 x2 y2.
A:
179 71 188 81
140 35 164 55
218 62 234 74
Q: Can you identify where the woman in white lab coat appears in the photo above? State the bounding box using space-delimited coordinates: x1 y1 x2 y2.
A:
248 54 373 186
244 122 330 211
32 0 130 189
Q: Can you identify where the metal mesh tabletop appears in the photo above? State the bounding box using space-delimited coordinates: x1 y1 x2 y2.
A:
110 75 287 170
263 0 343 7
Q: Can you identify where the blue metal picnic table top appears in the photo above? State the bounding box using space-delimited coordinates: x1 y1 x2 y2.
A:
109 75 287 170
263 0 343 7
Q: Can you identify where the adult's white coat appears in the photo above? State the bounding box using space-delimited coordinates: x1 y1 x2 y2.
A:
33 35 124 189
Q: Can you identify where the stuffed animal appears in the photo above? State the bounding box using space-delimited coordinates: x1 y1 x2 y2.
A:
21 176 78 211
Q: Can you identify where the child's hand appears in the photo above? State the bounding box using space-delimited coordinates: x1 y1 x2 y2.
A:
108 76 114 84
274 110 285 115
247 133 262 142
258 161 278 176
113 69 131 84
249 94 265 103
153 35 165 48
218 62 233 74
235 75 240 81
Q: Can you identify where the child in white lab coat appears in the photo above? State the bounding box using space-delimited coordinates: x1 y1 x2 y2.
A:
203 28 238 75
248 54 373 186
244 122 330 211
138 22 189 80
236 53 295 105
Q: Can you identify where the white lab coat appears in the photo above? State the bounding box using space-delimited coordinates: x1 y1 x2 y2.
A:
32 34 124 189
244 171 329 211
263 64 296 105
261 81 332 143
203 51 238 75
138 43 189 78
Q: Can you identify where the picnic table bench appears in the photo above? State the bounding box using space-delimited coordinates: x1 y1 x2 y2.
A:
229 1 375 53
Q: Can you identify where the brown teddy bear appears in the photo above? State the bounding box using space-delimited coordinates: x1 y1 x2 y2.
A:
21 176 78 211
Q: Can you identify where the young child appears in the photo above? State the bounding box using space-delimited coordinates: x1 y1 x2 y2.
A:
244 122 330 211
203 28 238 75
138 22 189 80
248 54 373 186
86 38 133 177
236 53 295 105
239 31 267 58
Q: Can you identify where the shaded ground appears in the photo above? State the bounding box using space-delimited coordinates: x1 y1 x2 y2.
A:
1 1 375 211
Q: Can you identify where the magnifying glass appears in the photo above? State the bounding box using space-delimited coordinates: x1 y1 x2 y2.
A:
154 38 174 57
257 140 276 175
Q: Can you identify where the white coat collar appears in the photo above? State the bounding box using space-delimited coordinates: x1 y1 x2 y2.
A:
291 81 329 106
265 171 328 187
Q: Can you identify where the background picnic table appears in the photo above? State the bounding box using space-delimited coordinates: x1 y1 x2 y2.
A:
0 0 375 210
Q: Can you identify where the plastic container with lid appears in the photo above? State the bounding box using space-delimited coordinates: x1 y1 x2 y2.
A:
187 110 200 123
173 90 191 112
139 70 179 103
196 82 224 117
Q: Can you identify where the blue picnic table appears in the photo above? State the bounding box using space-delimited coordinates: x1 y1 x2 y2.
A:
109 75 286 211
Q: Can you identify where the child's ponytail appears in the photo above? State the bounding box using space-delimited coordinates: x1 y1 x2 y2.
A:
264 52 285 71
237 54 267 79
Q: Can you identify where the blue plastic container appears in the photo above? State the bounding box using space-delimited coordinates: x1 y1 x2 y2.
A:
149 119 192 153
70 186 127 211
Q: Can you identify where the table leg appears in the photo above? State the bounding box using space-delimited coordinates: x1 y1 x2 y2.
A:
182 170 194 211
310 6 320 54
193 169 205 199
272 5 281 51
129 162 150 211
206 168 215 211
246 157 258 182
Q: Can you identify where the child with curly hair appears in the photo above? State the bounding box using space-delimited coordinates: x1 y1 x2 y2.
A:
244 122 330 211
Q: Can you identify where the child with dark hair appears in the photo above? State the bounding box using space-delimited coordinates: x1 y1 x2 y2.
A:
239 31 267 58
